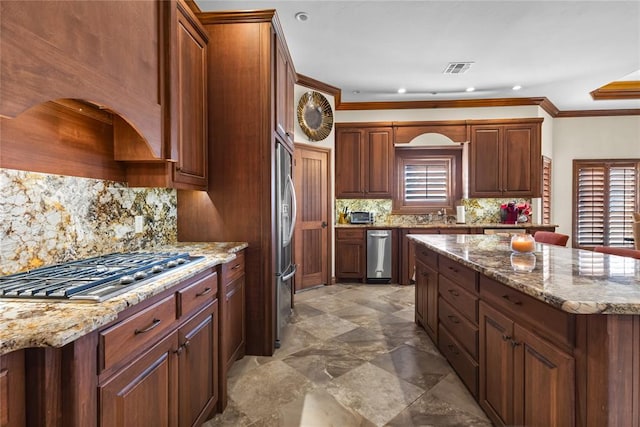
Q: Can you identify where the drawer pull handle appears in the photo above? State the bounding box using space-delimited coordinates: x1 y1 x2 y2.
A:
196 287 212 297
134 318 161 335
448 315 460 324
232 264 241 270
447 344 459 355
502 295 523 305
448 289 460 297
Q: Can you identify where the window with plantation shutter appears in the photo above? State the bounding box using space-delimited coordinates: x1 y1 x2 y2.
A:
573 159 639 248
394 148 462 213
542 156 552 224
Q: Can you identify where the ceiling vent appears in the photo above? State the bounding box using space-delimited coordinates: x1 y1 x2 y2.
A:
443 62 473 74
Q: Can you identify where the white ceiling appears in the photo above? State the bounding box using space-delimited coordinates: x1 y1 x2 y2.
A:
195 0 640 112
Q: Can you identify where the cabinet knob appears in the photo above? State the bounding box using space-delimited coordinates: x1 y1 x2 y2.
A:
510 339 521 348
502 334 512 341
448 289 460 297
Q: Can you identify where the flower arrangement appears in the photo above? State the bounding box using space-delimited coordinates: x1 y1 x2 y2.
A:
500 201 531 224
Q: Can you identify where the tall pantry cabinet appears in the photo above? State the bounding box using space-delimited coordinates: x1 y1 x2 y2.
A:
177 10 296 357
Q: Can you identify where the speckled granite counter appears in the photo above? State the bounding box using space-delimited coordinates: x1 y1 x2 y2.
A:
0 242 247 356
336 222 557 229
408 234 640 315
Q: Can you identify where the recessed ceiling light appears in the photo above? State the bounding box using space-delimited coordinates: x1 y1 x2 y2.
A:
466 87 475 92
397 88 406 94
512 85 522 91
295 12 309 22
352 90 360 94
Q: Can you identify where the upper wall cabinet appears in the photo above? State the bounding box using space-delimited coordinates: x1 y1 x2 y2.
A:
468 118 543 198
275 37 296 149
0 0 164 157
335 124 394 198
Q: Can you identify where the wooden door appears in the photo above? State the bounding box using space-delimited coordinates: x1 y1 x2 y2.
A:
173 4 208 189
469 126 503 197
502 124 538 197
178 303 218 427
100 333 178 427
335 240 365 280
479 301 514 426
335 128 364 197
512 324 575 427
365 127 393 197
294 145 330 291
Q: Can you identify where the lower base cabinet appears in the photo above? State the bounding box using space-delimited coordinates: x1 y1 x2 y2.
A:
479 301 574 427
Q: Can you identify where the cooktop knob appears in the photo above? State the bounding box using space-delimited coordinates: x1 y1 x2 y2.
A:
133 271 148 280
119 275 134 285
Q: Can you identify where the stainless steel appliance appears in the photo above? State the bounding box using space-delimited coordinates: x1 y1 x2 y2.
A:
0 252 203 302
367 230 392 283
350 211 374 224
275 143 297 348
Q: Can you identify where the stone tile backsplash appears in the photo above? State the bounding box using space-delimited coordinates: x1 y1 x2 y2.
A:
336 198 531 225
0 168 177 275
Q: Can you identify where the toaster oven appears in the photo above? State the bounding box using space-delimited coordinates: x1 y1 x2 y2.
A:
350 211 374 224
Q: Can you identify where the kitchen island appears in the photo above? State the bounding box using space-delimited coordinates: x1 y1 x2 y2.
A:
408 234 639 427
0 241 247 426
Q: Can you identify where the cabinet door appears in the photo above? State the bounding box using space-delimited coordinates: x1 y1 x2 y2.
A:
335 128 365 197
0 351 25 427
365 128 393 197
178 302 218 427
100 333 178 427
502 124 539 197
335 240 365 280
469 126 503 197
172 4 208 190
275 38 294 147
402 229 439 285
479 301 514 426
512 324 575 427
415 260 438 342
224 275 246 368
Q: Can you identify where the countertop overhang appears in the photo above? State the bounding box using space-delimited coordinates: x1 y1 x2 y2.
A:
0 242 248 356
408 234 640 315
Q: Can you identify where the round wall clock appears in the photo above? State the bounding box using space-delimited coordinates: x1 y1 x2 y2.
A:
297 91 333 142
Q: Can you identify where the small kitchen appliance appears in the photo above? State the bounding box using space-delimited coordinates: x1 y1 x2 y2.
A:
350 211 374 224
0 252 203 302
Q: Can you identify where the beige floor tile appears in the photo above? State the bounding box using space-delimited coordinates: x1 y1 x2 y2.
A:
294 312 360 341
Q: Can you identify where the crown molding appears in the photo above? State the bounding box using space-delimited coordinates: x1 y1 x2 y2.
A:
196 9 276 25
591 81 640 100
556 109 640 118
296 74 341 98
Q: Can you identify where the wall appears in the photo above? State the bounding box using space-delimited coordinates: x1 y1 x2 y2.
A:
0 168 177 275
552 116 640 241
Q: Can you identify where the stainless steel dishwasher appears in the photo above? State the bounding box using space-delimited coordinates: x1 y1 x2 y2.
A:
367 230 392 283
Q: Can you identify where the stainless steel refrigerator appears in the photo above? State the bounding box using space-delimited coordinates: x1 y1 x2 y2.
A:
275 142 297 348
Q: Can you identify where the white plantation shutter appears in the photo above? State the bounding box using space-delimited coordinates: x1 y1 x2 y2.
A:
404 160 450 203
574 160 639 248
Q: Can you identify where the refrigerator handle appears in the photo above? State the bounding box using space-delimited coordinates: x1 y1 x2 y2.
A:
281 263 297 282
283 174 297 247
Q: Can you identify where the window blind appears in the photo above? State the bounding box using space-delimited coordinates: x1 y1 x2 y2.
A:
542 156 552 224
404 160 450 203
574 160 638 248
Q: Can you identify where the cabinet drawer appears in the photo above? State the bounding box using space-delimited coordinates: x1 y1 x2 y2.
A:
221 252 245 286
415 246 438 269
177 271 218 317
100 295 176 371
439 275 478 323
336 228 365 240
439 325 478 398
438 257 477 293
479 275 574 351
439 297 478 360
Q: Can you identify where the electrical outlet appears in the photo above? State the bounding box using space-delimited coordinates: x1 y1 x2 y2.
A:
134 216 144 234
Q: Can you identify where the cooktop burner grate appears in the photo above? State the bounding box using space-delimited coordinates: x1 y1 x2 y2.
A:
0 252 204 302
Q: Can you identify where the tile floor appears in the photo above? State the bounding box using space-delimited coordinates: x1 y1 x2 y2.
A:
205 283 492 427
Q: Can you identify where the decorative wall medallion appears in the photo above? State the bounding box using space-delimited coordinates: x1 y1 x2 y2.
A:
297 91 333 141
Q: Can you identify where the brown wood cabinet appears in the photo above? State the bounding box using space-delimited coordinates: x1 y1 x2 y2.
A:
414 248 439 342
468 119 542 198
479 300 574 427
0 350 25 427
335 228 367 281
218 252 246 412
335 125 394 198
275 37 296 148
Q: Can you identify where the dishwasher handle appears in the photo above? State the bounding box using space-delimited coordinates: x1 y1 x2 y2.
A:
369 233 390 238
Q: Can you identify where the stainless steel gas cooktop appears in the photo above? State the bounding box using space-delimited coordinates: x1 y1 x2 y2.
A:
0 252 204 302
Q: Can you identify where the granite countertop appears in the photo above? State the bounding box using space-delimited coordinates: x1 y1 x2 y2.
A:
408 234 640 315
0 242 248 356
336 222 557 229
